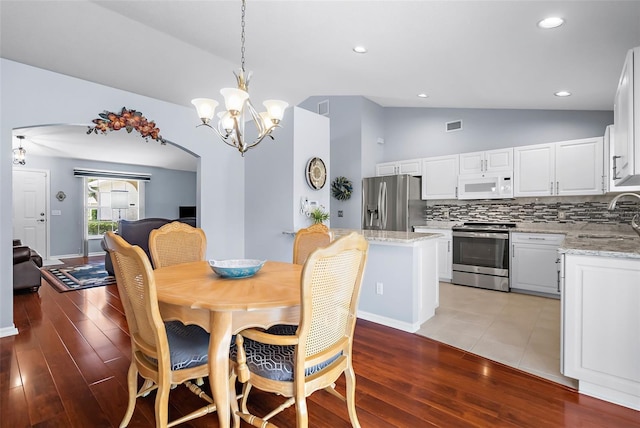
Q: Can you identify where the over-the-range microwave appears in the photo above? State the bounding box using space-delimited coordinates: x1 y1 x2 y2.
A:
457 172 513 199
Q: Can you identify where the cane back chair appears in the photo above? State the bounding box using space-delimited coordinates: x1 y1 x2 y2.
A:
149 221 207 269
104 231 219 428
292 223 332 265
232 232 369 428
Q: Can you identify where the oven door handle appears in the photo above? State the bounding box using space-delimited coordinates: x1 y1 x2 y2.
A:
452 231 509 239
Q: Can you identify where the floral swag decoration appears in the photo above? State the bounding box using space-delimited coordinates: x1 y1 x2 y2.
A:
87 107 167 144
331 176 353 201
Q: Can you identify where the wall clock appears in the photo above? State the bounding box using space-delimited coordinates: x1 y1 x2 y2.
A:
306 157 327 190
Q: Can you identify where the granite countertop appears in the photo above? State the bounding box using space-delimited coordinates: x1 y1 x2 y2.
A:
413 221 461 230
410 220 640 258
513 222 640 259
331 228 442 243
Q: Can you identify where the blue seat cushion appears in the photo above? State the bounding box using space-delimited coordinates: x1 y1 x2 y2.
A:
164 320 210 370
230 324 341 382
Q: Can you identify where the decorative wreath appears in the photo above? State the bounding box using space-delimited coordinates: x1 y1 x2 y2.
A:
331 176 353 201
87 107 167 145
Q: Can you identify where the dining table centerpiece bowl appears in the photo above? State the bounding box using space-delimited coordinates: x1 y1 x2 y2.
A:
208 259 266 278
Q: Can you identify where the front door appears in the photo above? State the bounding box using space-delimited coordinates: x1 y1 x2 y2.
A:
13 169 48 259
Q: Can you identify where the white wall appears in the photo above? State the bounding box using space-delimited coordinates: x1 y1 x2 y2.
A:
0 59 245 336
292 107 331 231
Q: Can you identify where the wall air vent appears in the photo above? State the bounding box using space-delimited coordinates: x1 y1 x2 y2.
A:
317 100 329 116
446 120 463 132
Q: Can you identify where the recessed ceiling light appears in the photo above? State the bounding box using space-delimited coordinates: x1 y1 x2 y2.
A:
417 93 428 98
554 90 571 97
538 17 564 29
353 46 367 54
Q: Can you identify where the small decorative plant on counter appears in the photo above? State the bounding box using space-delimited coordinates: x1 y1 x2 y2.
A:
87 107 167 144
331 176 353 201
310 207 330 224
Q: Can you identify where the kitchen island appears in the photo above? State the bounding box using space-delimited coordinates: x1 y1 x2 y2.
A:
331 229 441 333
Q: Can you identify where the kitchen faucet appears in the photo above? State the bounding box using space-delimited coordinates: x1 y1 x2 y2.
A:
607 192 640 237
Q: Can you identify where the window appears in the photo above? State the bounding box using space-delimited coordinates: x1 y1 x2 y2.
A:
85 178 141 237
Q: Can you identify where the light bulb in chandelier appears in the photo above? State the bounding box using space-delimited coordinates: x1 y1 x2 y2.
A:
218 111 235 136
191 98 218 124
220 88 249 115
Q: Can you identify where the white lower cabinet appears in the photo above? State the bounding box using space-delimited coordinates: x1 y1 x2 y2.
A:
413 227 452 282
562 253 640 411
510 233 565 297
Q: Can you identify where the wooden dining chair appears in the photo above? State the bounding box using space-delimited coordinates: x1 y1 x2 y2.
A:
104 231 220 428
231 232 369 428
149 221 207 268
292 223 332 265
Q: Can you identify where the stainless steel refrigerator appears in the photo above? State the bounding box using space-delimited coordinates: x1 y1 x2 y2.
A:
362 175 423 232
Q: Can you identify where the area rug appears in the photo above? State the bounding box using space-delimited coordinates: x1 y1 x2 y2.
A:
41 263 116 292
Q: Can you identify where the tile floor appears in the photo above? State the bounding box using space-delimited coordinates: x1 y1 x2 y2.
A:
417 282 578 388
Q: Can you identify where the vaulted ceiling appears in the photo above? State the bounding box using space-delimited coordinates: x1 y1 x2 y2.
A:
2 1 639 169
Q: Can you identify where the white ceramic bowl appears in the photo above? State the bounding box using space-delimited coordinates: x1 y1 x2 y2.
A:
209 259 266 279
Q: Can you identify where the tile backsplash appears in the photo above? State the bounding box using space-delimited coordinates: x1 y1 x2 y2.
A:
424 195 639 225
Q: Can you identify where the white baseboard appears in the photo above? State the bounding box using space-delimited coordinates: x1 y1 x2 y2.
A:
356 311 420 333
0 324 19 338
51 253 83 259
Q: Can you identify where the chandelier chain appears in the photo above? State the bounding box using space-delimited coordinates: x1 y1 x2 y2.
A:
240 0 246 72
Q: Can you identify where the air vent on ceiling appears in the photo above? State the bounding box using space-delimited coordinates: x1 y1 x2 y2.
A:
446 120 462 132
317 100 329 116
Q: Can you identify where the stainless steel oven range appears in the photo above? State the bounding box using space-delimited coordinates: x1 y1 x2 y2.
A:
452 222 516 292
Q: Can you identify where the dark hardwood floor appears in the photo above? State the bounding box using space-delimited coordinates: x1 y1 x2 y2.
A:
2 256 639 427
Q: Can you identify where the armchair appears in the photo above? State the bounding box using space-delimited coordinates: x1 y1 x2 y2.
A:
13 239 43 292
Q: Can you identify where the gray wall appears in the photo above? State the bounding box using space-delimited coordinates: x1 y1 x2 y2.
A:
244 108 295 263
382 108 613 160
244 107 331 262
14 154 196 257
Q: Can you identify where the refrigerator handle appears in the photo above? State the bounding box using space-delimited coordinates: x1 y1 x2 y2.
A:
380 181 388 229
362 184 366 227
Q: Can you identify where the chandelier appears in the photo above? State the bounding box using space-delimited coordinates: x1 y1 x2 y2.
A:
192 0 288 156
12 135 26 165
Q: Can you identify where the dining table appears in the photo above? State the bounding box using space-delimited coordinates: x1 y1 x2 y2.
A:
153 260 302 428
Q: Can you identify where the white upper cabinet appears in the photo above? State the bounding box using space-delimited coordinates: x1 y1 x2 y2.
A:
514 137 603 197
514 143 556 196
613 46 640 186
422 155 459 200
376 159 422 176
555 137 603 196
376 162 398 176
604 125 640 192
459 148 513 175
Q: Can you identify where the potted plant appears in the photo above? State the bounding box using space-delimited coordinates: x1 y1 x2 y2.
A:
310 207 330 224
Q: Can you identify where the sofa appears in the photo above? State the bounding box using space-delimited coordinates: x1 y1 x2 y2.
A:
102 217 196 275
13 239 43 292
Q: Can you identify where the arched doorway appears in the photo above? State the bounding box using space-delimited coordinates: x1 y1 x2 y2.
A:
11 124 198 261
